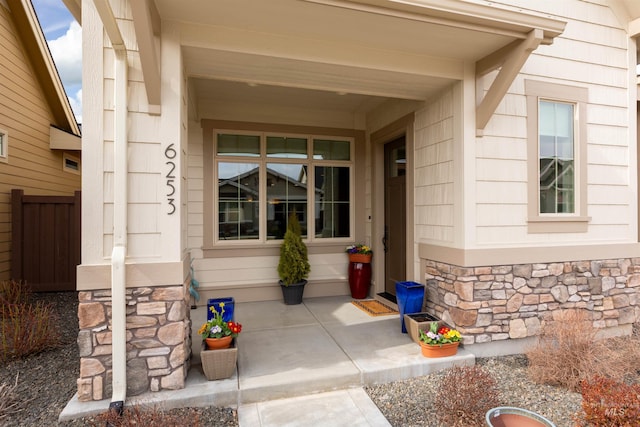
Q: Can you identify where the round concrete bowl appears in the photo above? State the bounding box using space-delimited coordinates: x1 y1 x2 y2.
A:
486 407 556 427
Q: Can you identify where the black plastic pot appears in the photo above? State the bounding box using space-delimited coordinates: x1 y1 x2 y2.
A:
279 280 307 305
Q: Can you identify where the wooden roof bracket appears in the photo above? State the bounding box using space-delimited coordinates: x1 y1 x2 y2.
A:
131 0 162 115
475 28 544 136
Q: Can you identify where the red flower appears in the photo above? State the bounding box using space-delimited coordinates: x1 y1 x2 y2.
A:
227 321 242 334
438 326 450 335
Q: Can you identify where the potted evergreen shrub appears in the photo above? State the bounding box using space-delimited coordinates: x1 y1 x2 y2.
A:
277 213 310 305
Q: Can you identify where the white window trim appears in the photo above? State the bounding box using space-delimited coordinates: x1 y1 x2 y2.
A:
525 80 590 233
0 128 8 163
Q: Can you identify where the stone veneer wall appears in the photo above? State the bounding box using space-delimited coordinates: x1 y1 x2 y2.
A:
76 284 192 401
424 258 640 345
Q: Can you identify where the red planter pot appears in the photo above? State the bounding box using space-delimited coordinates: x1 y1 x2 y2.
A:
348 261 372 299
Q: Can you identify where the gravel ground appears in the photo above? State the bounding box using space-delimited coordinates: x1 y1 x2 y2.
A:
366 355 582 427
2 292 588 426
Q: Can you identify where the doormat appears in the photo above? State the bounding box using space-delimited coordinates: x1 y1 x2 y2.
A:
351 300 398 316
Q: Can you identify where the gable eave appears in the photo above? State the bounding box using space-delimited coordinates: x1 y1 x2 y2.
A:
7 0 81 136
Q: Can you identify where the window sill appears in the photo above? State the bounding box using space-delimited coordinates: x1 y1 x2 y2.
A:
527 216 590 233
203 242 350 258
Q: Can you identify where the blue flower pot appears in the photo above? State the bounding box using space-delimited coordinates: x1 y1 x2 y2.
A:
395 281 425 333
207 297 235 322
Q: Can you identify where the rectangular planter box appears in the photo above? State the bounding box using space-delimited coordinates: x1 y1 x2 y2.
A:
200 340 237 380
404 312 452 344
207 297 234 321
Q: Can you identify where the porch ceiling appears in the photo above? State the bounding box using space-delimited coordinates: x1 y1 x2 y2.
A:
152 0 565 121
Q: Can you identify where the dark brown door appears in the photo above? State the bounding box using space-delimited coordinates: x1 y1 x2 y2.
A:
11 189 81 292
384 137 406 296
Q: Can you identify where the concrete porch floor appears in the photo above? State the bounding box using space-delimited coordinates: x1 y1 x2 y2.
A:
60 295 475 426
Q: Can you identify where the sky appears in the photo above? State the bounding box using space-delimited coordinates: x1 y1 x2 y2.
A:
31 0 82 124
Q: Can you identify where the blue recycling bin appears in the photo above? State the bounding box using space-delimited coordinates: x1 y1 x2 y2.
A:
395 281 425 333
207 297 234 322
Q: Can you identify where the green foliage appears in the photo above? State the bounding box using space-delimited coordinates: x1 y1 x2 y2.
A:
575 376 640 426
277 213 310 286
0 281 61 361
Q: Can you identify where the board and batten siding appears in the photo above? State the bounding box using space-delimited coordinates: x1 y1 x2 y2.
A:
0 4 80 280
474 0 635 247
86 1 187 264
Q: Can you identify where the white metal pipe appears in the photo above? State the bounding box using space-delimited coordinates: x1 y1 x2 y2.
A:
92 0 128 408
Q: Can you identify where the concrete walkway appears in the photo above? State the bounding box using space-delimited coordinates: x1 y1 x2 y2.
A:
60 296 475 426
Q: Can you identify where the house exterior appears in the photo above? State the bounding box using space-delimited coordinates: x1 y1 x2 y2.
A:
66 0 640 400
0 0 81 283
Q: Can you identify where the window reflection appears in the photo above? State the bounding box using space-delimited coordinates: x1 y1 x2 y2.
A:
315 166 350 238
218 162 259 239
267 164 308 239
214 131 353 242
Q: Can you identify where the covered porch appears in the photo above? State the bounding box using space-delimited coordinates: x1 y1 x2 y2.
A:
69 0 570 403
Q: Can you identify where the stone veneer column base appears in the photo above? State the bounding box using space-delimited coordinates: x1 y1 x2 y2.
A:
423 258 640 345
76 284 191 401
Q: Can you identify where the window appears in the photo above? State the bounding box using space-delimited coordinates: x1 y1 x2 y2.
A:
0 129 7 162
213 131 352 243
539 100 574 214
525 80 589 233
63 153 81 174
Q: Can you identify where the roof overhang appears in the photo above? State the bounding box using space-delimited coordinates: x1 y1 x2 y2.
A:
7 0 80 136
162 0 566 128
50 126 81 150
80 0 567 128
304 0 565 44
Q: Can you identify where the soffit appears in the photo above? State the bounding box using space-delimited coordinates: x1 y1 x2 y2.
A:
154 0 565 118
155 0 563 60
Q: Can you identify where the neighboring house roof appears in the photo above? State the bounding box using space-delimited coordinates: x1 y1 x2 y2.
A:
6 0 81 148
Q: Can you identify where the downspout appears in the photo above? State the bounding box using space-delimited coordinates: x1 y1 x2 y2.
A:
92 0 128 413
109 47 128 413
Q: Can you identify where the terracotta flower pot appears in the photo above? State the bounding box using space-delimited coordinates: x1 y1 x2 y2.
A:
205 335 233 350
348 253 372 263
486 407 556 427
419 341 459 358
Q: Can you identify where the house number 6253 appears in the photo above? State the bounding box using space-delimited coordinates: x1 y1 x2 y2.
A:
164 144 177 215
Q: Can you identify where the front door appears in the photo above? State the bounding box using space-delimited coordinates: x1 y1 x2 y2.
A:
383 137 406 297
